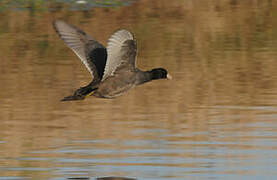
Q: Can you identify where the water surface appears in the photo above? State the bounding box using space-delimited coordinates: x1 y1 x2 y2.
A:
0 0 277 179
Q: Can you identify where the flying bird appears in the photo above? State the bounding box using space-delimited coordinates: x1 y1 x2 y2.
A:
53 20 171 101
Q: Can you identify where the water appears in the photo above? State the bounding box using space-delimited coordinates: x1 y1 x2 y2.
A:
0 0 277 179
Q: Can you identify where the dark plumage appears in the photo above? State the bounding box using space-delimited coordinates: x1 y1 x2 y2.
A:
53 20 171 101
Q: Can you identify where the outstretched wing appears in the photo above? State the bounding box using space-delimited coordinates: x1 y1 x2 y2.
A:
53 20 107 81
102 29 137 81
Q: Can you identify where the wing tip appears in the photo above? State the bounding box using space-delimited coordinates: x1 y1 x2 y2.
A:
52 19 67 36
53 19 64 28
107 29 135 48
112 29 135 39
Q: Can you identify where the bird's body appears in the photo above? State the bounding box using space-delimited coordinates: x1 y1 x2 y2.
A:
53 20 171 101
95 70 137 98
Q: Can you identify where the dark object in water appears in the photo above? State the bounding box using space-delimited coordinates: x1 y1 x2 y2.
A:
53 20 172 100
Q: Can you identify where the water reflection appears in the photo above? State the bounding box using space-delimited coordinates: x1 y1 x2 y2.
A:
0 0 135 12
0 0 277 180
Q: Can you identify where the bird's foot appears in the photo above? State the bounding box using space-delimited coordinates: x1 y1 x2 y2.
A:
61 86 97 101
74 86 97 97
61 94 85 101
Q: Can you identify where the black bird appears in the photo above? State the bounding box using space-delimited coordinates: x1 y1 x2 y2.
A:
53 20 172 101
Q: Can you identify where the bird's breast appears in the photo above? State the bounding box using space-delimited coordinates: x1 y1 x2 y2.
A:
94 74 136 98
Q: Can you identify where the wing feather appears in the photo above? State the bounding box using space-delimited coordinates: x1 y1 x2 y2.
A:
102 29 137 80
53 20 107 81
